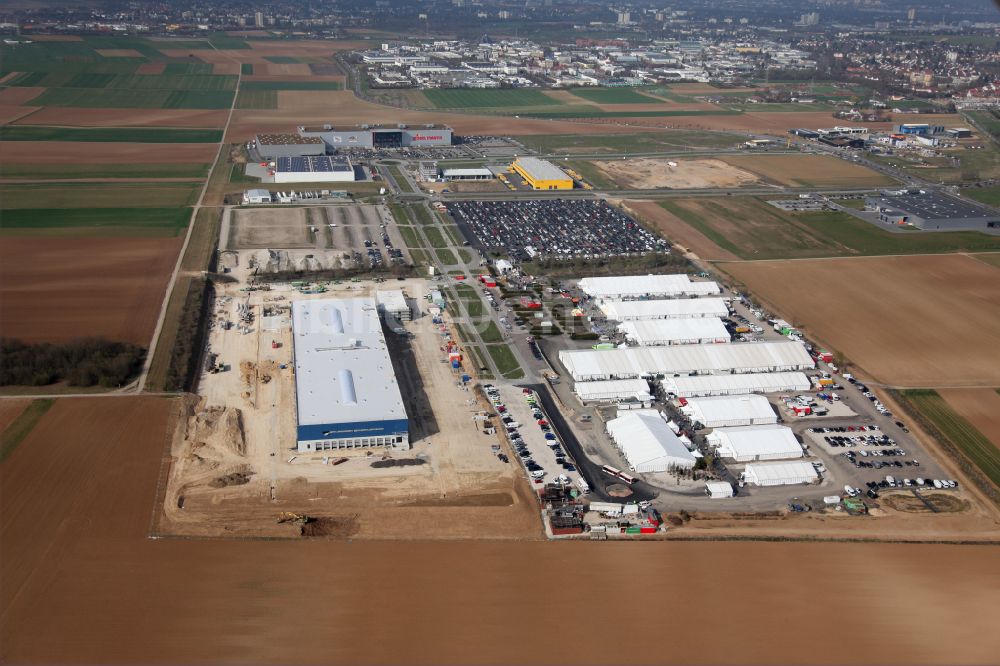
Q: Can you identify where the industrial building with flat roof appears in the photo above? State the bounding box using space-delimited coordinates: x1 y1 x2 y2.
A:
865 190 1000 231
607 410 696 473
511 157 573 190
681 394 778 428
559 341 814 382
660 372 811 397
600 297 730 321
573 378 653 404
619 317 730 346
254 133 326 160
706 425 803 462
292 298 409 453
375 289 411 321
579 275 720 300
299 123 453 149
273 156 355 183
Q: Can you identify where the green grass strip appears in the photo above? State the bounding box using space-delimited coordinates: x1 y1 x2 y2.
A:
0 399 54 462
0 126 222 143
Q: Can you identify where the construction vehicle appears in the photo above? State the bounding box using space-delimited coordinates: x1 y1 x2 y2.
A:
276 512 312 524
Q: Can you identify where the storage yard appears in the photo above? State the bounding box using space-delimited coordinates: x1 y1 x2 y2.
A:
445 199 667 261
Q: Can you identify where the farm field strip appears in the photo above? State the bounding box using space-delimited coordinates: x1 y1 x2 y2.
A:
0 126 222 143
0 207 192 233
0 162 210 180
27 87 235 109
568 88 665 104
0 183 200 209
423 88 561 109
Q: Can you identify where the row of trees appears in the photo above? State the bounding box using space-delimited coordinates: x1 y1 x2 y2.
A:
1 338 145 387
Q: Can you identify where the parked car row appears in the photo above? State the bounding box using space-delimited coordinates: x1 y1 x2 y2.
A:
823 435 896 447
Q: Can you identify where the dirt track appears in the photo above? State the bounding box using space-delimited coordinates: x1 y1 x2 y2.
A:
2 397 1000 665
720 254 1000 387
0 237 182 345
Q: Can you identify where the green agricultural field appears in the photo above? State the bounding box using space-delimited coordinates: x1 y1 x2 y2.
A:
0 183 200 209
643 87 696 103
965 111 1000 141
899 390 1000 492
424 88 558 109
0 163 209 180
28 87 235 109
241 81 342 91
241 63 254 75
514 131 739 154
32 73 239 90
0 207 191 235
519 109 743 119
0 126 222 143
163 62 215 75
569 87 664 104
660 197 1000 260
235 89 278 109
962 187 1000 207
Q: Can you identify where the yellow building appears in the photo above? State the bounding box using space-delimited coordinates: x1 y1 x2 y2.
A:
511 157 574 190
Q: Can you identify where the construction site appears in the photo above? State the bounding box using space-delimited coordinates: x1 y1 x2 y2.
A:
157 217 540 539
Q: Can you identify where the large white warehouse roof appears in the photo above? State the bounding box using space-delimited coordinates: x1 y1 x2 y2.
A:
708 425 803 462
620 317 729 346
558 341 814 382
601 297 729 321
607 410 696 473
573 378 652 402
661 372 811 397
292 298 407 431
743 461 818 486
579 274 720 300
682 394 778 428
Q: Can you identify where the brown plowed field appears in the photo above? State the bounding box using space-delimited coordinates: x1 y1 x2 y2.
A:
939 389 1000 448
261 63 313 77
0 105 37 125
719 154 897 188
96 49 143 57
2 397 999 664
720 254 1000 387
0 86 44 105
622 199 740 261
0 237 182 345
14 107 229 128
0 141 217 164
136 61 166 74
228 91 677 139
0 399 31 433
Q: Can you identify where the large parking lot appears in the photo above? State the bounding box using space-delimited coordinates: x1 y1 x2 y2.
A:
445 199 668 261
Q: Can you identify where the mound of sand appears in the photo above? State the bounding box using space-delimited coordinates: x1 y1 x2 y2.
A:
595 158 760 189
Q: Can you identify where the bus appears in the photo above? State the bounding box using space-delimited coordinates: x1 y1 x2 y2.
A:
601 465 637 485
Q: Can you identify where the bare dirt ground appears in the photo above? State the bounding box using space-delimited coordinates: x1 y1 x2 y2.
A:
3 397 1000 664
0 399 31 433
620 199 740 261
0 140 218 164
0 86 44 105
423 180 508 193
229 206 311 248
939 389 1000 448
0 236 182 345
720 254 1000 387
15 107 229 128
593 157 760 189
135 61 166 74
719 153 898 188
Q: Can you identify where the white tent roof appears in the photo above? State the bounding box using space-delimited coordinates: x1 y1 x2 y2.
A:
708 425 803 459
579 274 720 299
683 395 777 426
705 481 734 497
601 297 729 321
744 461 818 485
573 378 652 401
607 410 696 471
661 372 811 397
559 341 814 381
620 317 729 345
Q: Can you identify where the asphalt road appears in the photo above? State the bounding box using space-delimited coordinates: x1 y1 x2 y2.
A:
521 382 656 504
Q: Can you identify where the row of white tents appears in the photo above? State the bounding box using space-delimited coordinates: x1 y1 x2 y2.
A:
579 274 720 302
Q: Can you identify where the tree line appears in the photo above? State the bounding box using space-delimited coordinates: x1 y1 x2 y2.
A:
1 338 145 387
